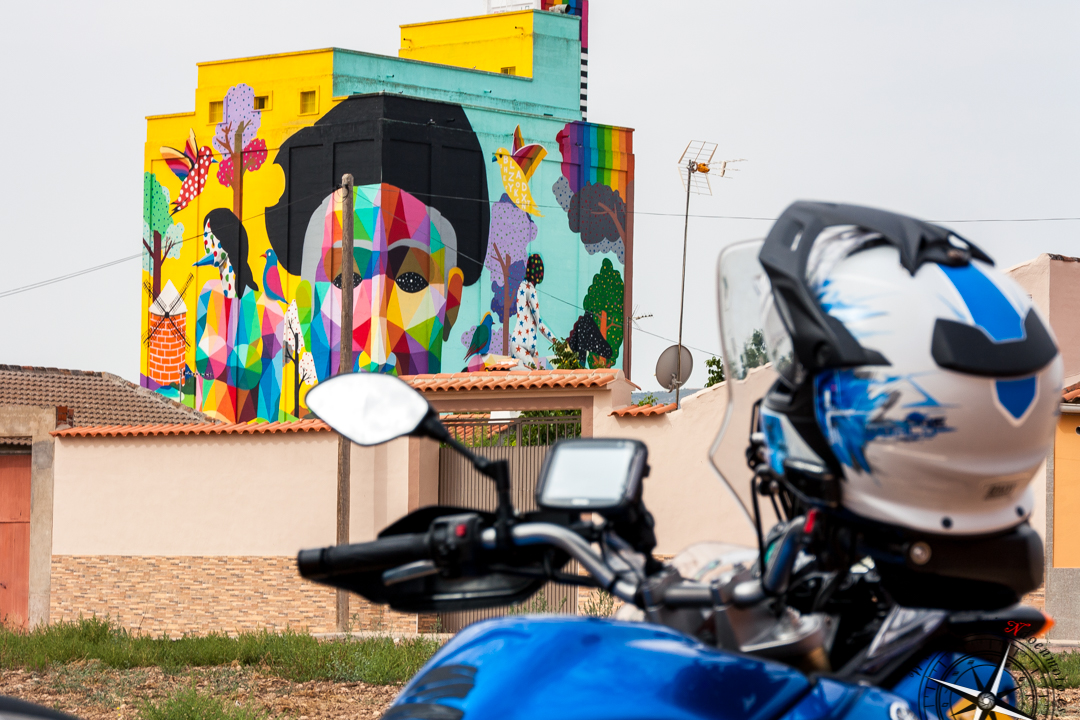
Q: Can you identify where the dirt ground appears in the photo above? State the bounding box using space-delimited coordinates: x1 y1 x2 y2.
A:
3 665 1078 719
0 664 400 720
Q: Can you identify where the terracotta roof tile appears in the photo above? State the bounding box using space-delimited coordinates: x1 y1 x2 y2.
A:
49 368 625 438
1064 380 1080 401
402 368 622 393
53 419 330 438
0 365 212 426
610 402 678 417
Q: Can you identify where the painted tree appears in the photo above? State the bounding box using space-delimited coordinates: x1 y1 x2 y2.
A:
568 183 627 263
581 258 625 367
142 173 184 298
483 195 537 355
213 84 268 221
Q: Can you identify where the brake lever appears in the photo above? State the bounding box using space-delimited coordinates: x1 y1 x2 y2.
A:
383 560 439 586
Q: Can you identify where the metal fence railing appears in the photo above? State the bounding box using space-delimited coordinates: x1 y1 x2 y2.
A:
441 412 581 449
437 411 582 632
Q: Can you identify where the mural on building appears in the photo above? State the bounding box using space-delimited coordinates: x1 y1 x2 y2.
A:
141 15 632 422
552 122 632 368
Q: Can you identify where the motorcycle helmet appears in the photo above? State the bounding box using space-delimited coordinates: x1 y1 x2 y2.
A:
716 202 1061 606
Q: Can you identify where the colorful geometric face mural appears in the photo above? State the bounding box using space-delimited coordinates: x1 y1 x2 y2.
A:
143 61 633 423
317 183 464 376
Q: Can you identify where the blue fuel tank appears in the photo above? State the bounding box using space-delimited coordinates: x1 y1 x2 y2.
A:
383 616 913 720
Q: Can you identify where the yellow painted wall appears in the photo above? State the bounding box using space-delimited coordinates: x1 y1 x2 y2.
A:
142 48 342 416
399 11 535 77
1054 413 1080 567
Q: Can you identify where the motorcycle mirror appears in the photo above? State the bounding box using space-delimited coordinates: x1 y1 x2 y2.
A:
306 372 433 446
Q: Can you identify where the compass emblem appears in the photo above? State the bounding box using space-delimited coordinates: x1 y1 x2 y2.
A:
914 634 1060 720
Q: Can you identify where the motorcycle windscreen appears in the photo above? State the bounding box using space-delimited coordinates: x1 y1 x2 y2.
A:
709 239 788 529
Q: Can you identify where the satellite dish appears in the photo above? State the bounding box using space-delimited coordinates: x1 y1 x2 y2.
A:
655 345 693 391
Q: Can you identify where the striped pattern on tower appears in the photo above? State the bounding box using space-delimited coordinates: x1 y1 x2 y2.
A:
580 48 588 119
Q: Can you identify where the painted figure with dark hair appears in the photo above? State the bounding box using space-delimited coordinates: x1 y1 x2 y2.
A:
511 253 557 368
265 95 489 378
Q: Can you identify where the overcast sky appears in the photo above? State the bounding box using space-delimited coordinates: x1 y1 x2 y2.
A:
1 1 1077 390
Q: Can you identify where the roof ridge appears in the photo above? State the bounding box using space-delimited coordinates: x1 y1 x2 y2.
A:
99 371 216 423
0 364 104 377
53 419 331 438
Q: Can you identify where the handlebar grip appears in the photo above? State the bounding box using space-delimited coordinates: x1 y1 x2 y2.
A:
297 533 430 579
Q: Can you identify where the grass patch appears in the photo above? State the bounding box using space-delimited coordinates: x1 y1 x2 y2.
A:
141 688 269 720
0 617 439 685
1049 651 1080 689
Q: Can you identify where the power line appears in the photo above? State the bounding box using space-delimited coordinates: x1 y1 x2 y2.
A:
0 184 343 301
5 203 1078 301
0 254 141 299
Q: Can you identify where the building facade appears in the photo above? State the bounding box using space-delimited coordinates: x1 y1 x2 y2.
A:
141 4 634 424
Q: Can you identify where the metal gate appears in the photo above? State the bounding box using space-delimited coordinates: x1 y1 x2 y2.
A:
437 413 580 632
0 448 32 630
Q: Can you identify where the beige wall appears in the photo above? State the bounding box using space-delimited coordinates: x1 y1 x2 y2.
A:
1008 254 1080 384
52 432 431 556
595 368 778 554
1049 258 1080 384
1005 254 1080 545
52 372 763 560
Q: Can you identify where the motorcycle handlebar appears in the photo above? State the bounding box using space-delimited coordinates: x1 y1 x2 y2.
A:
297 533 430 580
297 521 717 611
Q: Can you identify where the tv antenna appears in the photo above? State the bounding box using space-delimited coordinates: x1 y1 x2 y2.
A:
674 141 745 406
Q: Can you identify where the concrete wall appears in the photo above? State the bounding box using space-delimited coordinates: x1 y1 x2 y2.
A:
595 368 778 554
50 431 437 635
0 405 57 628
46 370 771 632
52 433 433 555
1008 255 1080 640
1007 254 1080 384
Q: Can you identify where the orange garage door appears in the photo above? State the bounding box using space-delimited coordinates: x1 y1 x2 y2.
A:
0 453 31 629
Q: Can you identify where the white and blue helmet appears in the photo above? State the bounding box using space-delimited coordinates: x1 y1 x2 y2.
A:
751 202 1061 536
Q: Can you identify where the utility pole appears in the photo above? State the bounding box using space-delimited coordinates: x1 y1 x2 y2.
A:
675 160 692 408
673 142 743 407
336 174 355 632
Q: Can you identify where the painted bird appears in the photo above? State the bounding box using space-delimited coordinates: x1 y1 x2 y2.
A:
193 208 258 299
465 312 494 360
261 248 288 304
493 125 547 216
160 129 216 214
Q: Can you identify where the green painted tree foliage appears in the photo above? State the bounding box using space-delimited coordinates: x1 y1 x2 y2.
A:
582 258 624 367
142 173 184 298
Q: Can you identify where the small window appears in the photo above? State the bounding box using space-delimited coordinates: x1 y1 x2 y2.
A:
254 95 270 111
500 66 516 75
209 101 223 124
300 90 318 115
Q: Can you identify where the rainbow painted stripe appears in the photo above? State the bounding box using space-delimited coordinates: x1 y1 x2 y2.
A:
555 122 633 199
